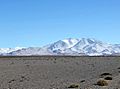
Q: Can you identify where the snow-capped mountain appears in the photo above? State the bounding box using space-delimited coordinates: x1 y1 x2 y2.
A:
1 38 120 56
0 47 24 54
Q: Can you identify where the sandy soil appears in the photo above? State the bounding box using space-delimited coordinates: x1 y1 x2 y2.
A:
0 56 120 89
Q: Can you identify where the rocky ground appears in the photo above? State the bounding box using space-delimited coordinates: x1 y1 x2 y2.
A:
0 56 120 89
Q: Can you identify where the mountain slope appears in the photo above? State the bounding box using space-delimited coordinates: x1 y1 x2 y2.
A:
8 47 53 56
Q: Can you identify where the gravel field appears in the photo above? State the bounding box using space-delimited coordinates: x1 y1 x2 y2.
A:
0 56 120 89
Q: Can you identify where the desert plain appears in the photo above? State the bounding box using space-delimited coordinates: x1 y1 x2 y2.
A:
0 56 120 89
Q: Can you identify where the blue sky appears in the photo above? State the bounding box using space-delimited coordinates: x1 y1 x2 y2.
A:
0 0 120 47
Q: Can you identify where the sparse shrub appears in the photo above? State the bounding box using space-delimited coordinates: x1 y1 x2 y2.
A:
97 80 108 86
68 84 80 88
104 76 112 80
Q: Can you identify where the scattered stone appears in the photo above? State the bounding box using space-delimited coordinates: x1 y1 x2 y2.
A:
100 73 112 77
68 84 80 88
80 80 85 83
8 79 15 83
104 76 113 80
117 67 120 69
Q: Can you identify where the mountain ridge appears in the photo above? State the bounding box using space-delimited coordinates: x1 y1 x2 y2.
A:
1 38 120 56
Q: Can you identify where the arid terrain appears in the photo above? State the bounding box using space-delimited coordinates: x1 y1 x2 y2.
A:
0 56 120 89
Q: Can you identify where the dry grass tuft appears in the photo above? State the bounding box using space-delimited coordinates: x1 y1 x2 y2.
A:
97 80 108 86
